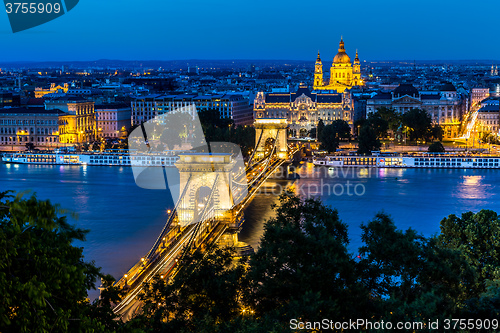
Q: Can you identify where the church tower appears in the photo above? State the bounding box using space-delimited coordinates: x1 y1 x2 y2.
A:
330 37 352 90
313 51 323 89
353 50 361 86
312 37 363 92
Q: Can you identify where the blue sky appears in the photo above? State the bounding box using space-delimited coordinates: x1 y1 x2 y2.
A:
0 0 498 61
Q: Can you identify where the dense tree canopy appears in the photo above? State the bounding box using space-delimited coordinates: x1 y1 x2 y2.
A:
318 119 351 152
428 141 445 152
366 111 389 139
357 124 381 154
316 118 325 139
0 191 122 332
126 192 500 330
247 193 368 322
6 189 500 331
377 107 402 134
198 108 255 157
402 108 433 141
159 112 192 150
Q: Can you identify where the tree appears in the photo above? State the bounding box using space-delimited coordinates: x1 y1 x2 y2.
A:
358 213 474 323
316 118 325 140
0 191 122 332
428 141 445 153
308 127 316 138
233 125 256 158
130 246 247 333
121 192 500 328
481 132 500 145
197 109 255 158
430 124 444 141
402 108 432 142
318 119 351 152
353 118 366 138
438 210 500 296
366 112 389 139
159 112 192 150
247 192 369 323
25 142 35 151
357 124 381 155
376 107 401 135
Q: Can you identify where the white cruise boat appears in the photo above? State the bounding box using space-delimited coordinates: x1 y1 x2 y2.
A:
313 154 500 169
1 150 182 167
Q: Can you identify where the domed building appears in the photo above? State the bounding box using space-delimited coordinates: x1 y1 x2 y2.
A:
313 38 363 93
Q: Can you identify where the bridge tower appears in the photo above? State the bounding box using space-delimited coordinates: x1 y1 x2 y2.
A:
174 153 243 228
254 118 288 160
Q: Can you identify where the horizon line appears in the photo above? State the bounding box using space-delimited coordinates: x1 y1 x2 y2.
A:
0 58 499 65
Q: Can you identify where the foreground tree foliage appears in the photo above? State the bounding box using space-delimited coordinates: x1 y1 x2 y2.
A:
358 213 474 323
127 193 500 331
128 246 247 333
247 193 369 325
0 191 124 333
5 189 500 331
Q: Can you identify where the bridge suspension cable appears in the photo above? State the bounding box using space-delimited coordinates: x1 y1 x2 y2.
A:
232 129 280 187
177 174 220 261
144 174 193 261
247 129 264 166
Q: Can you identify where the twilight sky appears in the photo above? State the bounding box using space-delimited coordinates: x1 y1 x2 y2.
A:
0 0 498 62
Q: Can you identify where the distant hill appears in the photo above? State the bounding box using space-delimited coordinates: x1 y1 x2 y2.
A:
0 59 497 70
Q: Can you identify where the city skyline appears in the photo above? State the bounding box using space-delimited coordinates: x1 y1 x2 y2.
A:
0 0 498 62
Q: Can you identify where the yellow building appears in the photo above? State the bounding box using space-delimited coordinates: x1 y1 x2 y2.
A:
45 96 96 144
313 38 363 93
34 83 69 98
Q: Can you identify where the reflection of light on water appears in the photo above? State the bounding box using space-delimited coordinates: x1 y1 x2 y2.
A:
378 168 386 177
327 168 336 177
455 175 489 199
358 168 369 178
463 175 482 186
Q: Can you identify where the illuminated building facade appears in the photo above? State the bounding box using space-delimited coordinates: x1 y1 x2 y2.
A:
95 103 131 139
0 107 63 148
471 88 490 109
131 93 253 126
45 96 96 144
476 104 500 135
313 38 363 93
367 83 463 138
253 84 354 137
34 83 69 98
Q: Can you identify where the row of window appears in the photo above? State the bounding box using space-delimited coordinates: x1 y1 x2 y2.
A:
0 119 58 125
0 136 57 142
415 158 500 162
415 162 500 167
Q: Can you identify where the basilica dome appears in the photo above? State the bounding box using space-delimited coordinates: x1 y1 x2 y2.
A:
333 38 351 64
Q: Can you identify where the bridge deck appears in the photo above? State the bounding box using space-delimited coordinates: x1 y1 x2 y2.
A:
113 145 298 318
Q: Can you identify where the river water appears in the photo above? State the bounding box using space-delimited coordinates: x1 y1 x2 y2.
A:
2 162 500 298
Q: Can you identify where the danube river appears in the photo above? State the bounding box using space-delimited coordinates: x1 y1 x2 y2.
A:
2 162 500 298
